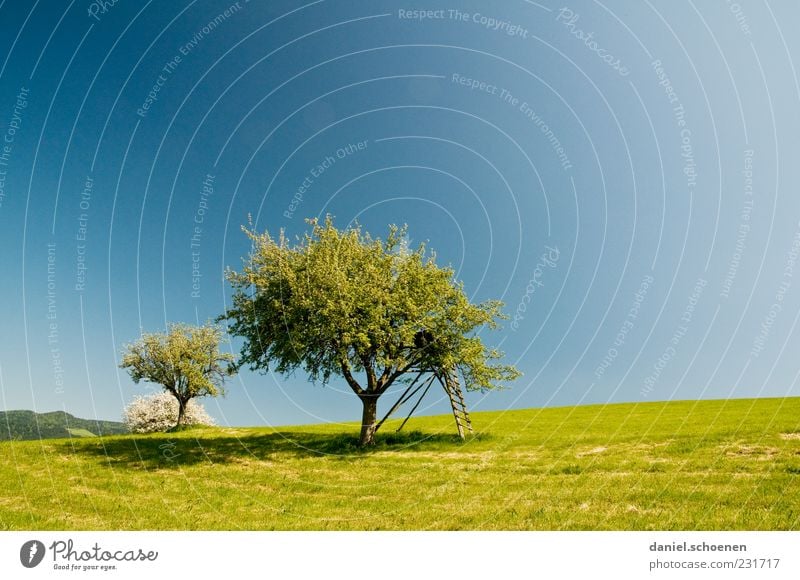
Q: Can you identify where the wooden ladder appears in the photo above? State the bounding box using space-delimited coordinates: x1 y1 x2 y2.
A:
438 370 473 439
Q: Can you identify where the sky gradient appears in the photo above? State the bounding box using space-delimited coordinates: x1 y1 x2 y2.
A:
1 0 799 428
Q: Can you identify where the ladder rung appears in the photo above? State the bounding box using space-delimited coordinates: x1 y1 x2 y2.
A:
436 369 473 439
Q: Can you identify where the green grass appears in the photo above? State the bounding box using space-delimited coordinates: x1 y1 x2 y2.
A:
1 397 800 530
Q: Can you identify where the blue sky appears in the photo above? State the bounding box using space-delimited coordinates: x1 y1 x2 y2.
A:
1 0 799 427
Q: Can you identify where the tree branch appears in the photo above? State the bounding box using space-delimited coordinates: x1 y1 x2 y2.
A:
339 359 364 396
377 365 393 390
377 360 418 395
361 353 378 393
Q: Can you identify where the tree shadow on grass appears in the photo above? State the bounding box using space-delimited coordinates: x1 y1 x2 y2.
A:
65 429 491 470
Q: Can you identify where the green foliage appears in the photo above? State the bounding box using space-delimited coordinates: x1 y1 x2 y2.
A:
120 323 235 424
0 410 127 441
222 216 520 444
223 216 519 395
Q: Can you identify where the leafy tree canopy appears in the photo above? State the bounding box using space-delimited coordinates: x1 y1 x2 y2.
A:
120 323 235 425
223 216 520 444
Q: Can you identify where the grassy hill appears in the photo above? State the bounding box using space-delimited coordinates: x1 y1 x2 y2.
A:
0 410 128 441
1 397 799 530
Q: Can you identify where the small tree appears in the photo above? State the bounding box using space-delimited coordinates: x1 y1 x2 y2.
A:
120 323 235 427
222 216 520 445
123 392 216 433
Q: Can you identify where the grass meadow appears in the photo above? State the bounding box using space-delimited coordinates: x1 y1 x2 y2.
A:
1 397 799 530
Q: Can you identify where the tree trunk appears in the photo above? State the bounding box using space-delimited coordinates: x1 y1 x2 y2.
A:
359 395 379 446
176 398 188 427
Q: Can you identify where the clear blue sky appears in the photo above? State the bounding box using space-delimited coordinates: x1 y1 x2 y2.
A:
1 0 799 427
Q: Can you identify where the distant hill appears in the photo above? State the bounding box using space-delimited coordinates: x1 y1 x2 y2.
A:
0 410 128 441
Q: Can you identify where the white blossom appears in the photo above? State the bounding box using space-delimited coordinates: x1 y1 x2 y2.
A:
123 392 216 433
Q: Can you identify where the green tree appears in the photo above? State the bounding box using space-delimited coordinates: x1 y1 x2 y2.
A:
222 216 520 445
120 323 235 427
